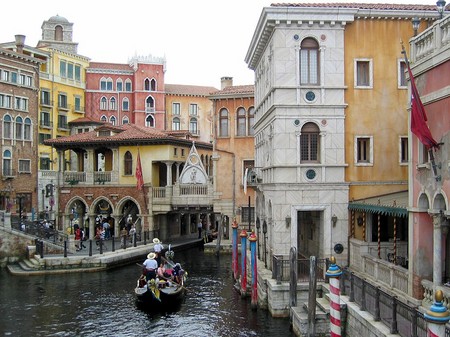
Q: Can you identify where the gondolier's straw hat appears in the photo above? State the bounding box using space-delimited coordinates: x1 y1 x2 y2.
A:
147 252 156 259
153 238 161 244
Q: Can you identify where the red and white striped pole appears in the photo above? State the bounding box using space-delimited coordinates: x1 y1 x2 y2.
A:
325 256 342 337
424 290 450 337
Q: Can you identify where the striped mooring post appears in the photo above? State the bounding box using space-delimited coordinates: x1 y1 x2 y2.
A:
231 219 239 281
240 229 248 298
249 230 258 310
424 290 450 337
325 256 343 337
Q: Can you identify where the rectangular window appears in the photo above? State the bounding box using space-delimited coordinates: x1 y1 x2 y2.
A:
75 65 81 81
11 72 17 83
18 159 31 173
41 90 51 105
58 93 67 109
1 70 9 81
241 207 255 223
355 136 373 165
122 99 129 111
26 76 32 87
15 97 28 111
300 133 319 162
189 104 198 115
39 133 51 144
400 137 408 164
67 63 74 79
243 160 254 184
419 143 429 164
40 157 51 170
173 103 180 115
19 74 25 85
58 115 68 129
74 96 81 112
40 111 51 127
355 59 372 88
398 60 407 88
174 148 178 156
60 60 67 78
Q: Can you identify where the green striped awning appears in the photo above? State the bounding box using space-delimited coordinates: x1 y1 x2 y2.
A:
348 202 407 218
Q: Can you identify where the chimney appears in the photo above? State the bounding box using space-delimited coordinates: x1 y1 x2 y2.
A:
15 35 26 54
221 76 233 90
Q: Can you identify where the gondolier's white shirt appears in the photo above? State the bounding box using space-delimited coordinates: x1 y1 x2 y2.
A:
143 259 158 270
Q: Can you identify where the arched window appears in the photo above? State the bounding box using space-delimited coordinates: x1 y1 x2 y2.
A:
100 97 107 110
24 118 31 140
15 116 23 140
189 117 198 135
55 25 63 41
100 115 107 122
236 107 246 136
106 77 113 91
116 79 123 91
3 150 12 176
100 77 107 91
300 38 320 85
150 79 156 91
124 151 133 175
122 98 129 111
125 79 132 92
122 116 129 125
144 78 150 91
3 115 12 139
146 97 155 112
248 107 255 136
146 114 155 127
110 116 116 126
172 117 180 131
109 97 116 110
300 122 320 162
219 108 229 137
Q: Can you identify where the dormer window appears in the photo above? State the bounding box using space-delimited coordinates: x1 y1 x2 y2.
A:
98 130 111 137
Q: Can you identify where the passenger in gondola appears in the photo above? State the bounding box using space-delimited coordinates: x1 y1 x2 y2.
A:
143 252 158 281
157 262 171 279
172 263 183 284
153 238 164 266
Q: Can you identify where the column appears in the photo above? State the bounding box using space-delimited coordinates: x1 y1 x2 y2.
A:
165 161 173 186
433 214 442 286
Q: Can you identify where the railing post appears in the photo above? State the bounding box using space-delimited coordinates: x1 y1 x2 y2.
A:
133 232 137 247
411 308 418 337
391 296 398 334
89 239 93 256
40 240 44 258
64 240 67 258
290 247 298 308
361 279 366 311
349 272 355 302
144 230 147 245
276 258 282 284
111 235 115 252
374 287 381 321
425 290 450 337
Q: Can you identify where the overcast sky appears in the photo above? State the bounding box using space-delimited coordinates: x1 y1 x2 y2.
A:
0 0 439 88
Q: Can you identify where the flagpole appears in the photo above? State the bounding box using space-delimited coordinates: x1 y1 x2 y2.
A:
401 41 441 182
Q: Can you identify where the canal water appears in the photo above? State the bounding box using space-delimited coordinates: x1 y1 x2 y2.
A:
0 247 295 337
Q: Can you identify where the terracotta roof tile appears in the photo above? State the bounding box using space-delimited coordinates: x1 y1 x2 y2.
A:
270 3 439 11
209 85 255 96
165 84 218 96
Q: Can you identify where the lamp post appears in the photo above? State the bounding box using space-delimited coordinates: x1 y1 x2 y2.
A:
437 0 446 19
256 218 261 260
69 213 74 235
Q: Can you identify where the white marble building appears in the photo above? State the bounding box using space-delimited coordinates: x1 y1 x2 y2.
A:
245 6 350 266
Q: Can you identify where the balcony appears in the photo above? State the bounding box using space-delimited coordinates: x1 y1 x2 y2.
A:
73 105 85 114
152 183 215 211
58 103 70 111
40 100 53 108
40 120 53 129
2 168 16 180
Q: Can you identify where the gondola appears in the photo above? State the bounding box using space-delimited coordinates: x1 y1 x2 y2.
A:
134 247 187 309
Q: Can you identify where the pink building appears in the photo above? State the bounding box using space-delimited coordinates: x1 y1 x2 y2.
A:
85 56 166 128
408 16 450 300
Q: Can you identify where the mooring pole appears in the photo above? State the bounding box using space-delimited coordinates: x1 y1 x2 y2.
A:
231 218 239 280
240 229 248 298
249 231 258 310
326 256 343 337
307 256 317 337
425 290 450 337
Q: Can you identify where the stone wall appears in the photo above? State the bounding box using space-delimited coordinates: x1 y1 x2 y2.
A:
0 227 35 267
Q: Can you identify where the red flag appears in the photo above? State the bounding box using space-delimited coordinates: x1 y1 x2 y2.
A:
406 63 438 149
135 150 144 190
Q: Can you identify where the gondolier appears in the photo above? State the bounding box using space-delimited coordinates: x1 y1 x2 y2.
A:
143 252 158 280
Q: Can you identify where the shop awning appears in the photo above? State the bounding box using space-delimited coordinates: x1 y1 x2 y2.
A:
348 191 408 218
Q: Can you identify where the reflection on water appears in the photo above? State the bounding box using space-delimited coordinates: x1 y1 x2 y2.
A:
0 247 294 337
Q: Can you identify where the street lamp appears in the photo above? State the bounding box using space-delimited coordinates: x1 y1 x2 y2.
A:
69 213 74 235
437 0 446 19
256 218 261 260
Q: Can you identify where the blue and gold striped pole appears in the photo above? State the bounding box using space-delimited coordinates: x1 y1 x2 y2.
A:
424 290 450 337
